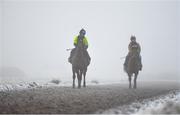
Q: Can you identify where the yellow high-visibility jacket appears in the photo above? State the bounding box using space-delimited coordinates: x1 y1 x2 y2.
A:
73 36 88 47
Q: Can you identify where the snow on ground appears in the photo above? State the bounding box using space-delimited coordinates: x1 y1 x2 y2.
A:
136 91 180 114
0 80 101 92
98 90 180 114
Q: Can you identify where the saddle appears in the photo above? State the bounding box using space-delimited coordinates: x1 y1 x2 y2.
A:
124 51 142 72
68 48 91 66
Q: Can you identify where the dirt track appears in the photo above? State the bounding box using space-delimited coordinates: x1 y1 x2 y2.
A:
0 81 179 114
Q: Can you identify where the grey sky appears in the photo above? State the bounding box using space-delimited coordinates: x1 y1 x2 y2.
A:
0 0 179 84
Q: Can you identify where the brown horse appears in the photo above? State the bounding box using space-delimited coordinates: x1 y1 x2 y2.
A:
125 53 141 89
71 39 89 88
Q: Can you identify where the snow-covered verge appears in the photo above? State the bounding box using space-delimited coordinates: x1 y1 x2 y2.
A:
99 90 180 114
136 91 180 114
0 80 101 91
0 82 41 91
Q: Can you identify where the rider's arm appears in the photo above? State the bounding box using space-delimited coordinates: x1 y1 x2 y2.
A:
137 43 141 54
128 43 132 52
73 36 78 47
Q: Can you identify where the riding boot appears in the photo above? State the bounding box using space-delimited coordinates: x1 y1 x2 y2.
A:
124 54 130 72
84 50 91 66
139 55 142 71
87 51 91 63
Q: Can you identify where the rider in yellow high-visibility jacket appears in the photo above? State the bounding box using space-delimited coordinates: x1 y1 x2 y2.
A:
68 29 91 65
73 36 89 49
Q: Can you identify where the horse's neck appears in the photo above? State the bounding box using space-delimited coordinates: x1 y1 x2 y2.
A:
75 40 84 58
75 47 84 57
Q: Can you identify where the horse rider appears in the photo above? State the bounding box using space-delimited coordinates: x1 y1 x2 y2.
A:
124 35 142 71
68 29 91 65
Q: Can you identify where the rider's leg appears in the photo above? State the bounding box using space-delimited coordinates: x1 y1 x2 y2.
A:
68 48 75 63
84 50 91 62
139 55 142 70
124 53 130 66
87 50 91 66
124 53 130 72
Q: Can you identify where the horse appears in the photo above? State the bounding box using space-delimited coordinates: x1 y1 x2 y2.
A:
125 52 141 89
71 39 89 88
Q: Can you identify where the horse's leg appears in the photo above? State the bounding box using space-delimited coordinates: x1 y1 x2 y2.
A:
77 69 83 88
77 70 80 88
78 69 83 88
128 74 132 89
133 72 138 89
72 67 76 88
83 68 87 87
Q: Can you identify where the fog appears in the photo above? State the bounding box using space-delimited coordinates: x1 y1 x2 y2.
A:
0 0 179 84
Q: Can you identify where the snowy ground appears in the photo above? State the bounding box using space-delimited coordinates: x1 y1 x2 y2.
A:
0 80 100 92
98 90 180 114
0 81 179 114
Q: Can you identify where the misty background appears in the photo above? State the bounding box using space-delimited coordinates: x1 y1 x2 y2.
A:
0 0 179 84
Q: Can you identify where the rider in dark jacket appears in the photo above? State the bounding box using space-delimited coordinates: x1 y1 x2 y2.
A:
124 36 142 71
